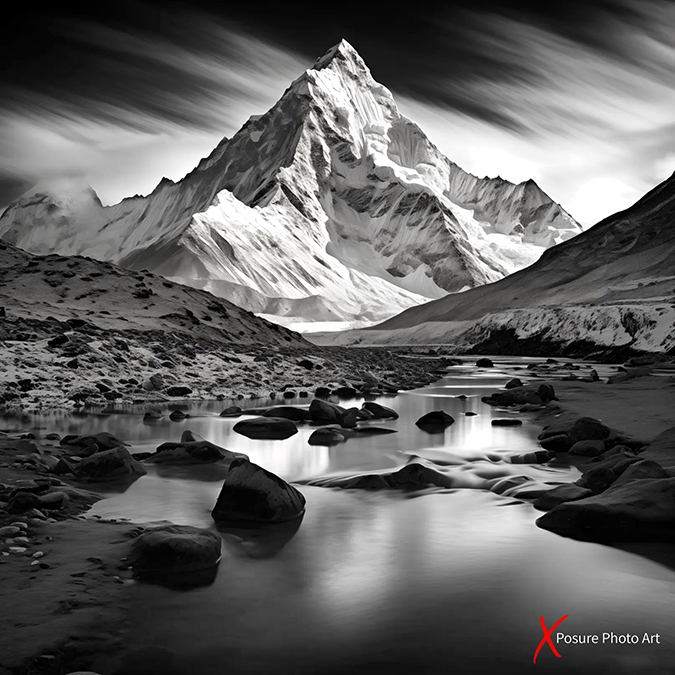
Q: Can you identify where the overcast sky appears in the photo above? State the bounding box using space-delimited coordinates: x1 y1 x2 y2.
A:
1 0 674 225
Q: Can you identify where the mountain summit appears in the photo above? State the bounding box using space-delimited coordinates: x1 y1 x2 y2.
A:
0 40 582 329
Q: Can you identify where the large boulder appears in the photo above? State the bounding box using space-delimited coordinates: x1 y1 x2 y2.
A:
211 459 306 525
219 406 243 417
60 432 127 453
539 434 573 453
536 384 557 403
415 410 455 432
568 440 606 457
73 447 147 483
536 478 675 542
568 417 611 442
260 406 311 422
505 378 523 389
130 524 221 575
308 427 347 446
146 431 247 465
640 426 675 473
482 387 544 407
491 418 522 427
534 484 593 511
232 417 298 440
361 402 399 419
611 460 669 488
309 399 347 423
476 358 494 367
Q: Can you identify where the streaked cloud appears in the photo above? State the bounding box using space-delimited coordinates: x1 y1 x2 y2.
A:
1 0 674 226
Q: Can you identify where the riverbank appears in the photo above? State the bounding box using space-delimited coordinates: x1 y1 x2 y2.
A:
0 327 449 414
534 374 675 444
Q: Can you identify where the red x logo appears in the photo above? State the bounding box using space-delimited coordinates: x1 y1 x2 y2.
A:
533 615 569 664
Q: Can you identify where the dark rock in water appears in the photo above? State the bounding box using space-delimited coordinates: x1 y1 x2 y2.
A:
169 410 189 421
334 386 358 398
220 406 243 417
282 390 297 399
491 419 523 427
385 462 454 490
261 406 310 422
298 359 314 369
132 452 154 462
536 478 675 542
309 399 347 423
60 432 126 452
583 450 640 476
52 457 77 476
539 434 572 453
44 432 61 441
166 386 193 397
233 416 298 440
511 450 553 464
568 417 611 442
353 427 398 436
7 491 41 513
569 439 606 457
355 408 376 420
476 358 494 367
341 408 359 429
534 484 593 511
415 410 455 432
464 411 477 416
130 524 221 578
455 394 468 400
211 458 306 525
308 427 347 446
482 388 544 407
143 410 162 421
346 475 392 490
362 401 399 419
505 378 523 389
299 391 309 398
314 387 331 399
147 431 245 465
535 384 557 403
612 460 669 488
37 491 69 510
576 467 618 493
74 447 147 483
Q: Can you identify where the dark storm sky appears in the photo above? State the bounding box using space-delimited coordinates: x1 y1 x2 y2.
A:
2 0 674 223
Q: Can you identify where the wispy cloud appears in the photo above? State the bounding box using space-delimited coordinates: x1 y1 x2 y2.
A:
1 0 674 225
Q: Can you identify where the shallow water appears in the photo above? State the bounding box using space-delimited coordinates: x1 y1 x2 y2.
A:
5 357 675 674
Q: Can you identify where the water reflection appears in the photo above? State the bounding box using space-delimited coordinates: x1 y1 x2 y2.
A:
217 516 305 559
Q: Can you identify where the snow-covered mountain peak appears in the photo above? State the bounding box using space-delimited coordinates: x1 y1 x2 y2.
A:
0 41 584 330
312 39 369 72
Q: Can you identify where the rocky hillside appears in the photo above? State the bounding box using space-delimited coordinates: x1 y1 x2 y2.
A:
0 40 581 329
0 241 449 411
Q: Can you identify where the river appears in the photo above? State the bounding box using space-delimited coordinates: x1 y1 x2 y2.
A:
4 357 674 674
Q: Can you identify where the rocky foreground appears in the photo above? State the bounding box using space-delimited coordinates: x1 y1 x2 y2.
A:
1 351 674 673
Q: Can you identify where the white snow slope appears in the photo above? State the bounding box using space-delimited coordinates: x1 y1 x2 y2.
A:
0 40 582 328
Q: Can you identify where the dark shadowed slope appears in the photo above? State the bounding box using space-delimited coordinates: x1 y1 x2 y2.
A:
376 171 675 330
